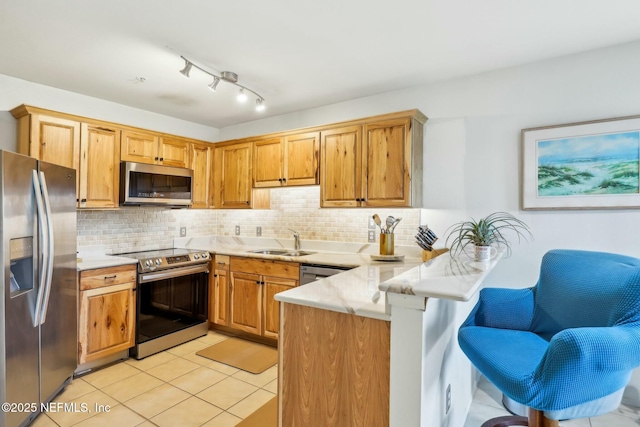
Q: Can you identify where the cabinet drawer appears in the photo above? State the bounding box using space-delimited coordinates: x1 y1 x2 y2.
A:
215 255 230 271
230 257 299 280
80 264 136 291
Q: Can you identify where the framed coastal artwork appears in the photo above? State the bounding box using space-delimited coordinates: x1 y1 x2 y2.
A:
522 115 640 210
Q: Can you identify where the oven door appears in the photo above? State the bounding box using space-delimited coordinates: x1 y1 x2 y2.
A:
136 264 209 346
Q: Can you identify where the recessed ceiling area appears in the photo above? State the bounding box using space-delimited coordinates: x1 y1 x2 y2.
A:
2 0 640 128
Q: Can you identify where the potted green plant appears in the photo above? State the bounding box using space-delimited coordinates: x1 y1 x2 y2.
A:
445 212 532 261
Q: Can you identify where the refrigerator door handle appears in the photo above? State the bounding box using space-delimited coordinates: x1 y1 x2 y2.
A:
38 171 55 325
31 170 49 328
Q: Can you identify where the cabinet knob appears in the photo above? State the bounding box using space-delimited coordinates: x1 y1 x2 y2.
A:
246 201 250 205
81 198 87 203
155 157 159 161
282 178 287 183
160 157 164 161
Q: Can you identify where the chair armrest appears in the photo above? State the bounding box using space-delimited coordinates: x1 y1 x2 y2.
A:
464 287 534 330
534 326 640 406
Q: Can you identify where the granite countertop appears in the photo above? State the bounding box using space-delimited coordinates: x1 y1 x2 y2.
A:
76 254 138 271
76 237 500 321
378 250 504 301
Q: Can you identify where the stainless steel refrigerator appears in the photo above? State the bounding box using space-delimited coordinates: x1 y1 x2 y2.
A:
0 151 77 427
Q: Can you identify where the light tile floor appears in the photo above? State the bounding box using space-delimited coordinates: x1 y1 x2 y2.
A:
466 377 640 427
30 331 277 427
29 330 640 427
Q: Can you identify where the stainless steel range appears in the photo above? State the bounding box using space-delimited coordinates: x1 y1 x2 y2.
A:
118 248 210 359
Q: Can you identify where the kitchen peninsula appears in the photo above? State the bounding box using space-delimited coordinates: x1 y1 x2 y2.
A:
275 250 503 427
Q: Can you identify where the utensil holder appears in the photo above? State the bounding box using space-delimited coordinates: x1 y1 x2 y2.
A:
380 233 394 255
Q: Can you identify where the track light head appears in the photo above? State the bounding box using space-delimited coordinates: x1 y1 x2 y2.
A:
255 98 266 112
208 77 220 92
179 59 192 78
237 88 248 103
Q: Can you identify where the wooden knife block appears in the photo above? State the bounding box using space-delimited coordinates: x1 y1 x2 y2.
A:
422 248 449 262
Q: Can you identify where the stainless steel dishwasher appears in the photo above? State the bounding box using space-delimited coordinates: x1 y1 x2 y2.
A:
299 264 353 285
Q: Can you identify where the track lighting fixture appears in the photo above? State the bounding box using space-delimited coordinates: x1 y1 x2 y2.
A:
208 77 220 92
179 59 192 78
237 88 248 103
178 55 265 111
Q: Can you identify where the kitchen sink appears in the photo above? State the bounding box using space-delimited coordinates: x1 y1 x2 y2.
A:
283 250 316 257
248 249 289 255
247 249 316 257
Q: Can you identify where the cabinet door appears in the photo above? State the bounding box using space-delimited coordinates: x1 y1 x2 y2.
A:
284 131 319 186
320 126 362 207
229 272 262 334
216 142 253 208
212 269 229 326
30 114 80 171
78 283 136 364
160 137 191 168
262 276 297 339
79 124 120 208
120 130 159 164
191 143 211 209
253 137 284 188
363 118 412 207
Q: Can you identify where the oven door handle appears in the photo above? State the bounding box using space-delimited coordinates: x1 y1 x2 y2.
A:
139 264 210 283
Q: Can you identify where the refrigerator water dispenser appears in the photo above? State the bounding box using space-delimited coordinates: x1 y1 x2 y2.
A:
9 237 34 296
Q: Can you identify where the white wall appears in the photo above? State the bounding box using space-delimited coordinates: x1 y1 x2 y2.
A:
0 74 220 142
219 39 640 420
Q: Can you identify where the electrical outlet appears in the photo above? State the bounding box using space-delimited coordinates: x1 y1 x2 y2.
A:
445 384 451 414
235 225 241 235
368 216 376 230
256 226 262 236
180 227 187 237
368 230 376 242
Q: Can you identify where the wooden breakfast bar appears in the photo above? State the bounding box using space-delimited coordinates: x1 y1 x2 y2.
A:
275 252 503 427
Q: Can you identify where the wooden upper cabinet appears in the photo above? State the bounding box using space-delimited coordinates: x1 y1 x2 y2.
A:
79 124 121 209
213 142 253 208
159 137 191 168
284 131 319 186
191 143 212 209
120 130 159 164
253 132 319 188
253 137 284 188
320 114 424 208
121 132 191 167
363 118 412 207
12 108 81 202
320 126 362 207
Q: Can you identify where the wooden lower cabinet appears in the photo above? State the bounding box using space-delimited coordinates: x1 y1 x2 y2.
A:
78 265 136 364
223 256 299 340
210 256 230 326
279 303 390 426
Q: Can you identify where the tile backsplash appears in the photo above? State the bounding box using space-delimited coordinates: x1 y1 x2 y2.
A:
78 186 421 254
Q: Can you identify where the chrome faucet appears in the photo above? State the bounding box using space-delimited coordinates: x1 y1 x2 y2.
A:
288 228 301 250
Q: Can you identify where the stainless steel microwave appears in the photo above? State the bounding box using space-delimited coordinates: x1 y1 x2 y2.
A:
120 162 193 207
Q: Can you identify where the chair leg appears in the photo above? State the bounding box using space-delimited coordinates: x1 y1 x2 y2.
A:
528 408 559 427
480 415 528 427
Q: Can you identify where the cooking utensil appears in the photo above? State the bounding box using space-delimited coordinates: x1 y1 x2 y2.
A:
372 214 382 232
388 217 402 234
385 216 395 234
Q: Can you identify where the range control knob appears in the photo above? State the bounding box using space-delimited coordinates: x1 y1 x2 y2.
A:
155 259 162 265
145 260 151 267
194 254 200 260
201 253 209 259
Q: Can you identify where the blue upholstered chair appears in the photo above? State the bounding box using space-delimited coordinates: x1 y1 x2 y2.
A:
459 249 640 427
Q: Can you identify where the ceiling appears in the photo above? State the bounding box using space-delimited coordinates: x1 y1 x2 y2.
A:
2 1 640 128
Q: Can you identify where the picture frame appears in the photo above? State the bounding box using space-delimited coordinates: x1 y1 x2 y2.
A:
522 115 640 210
